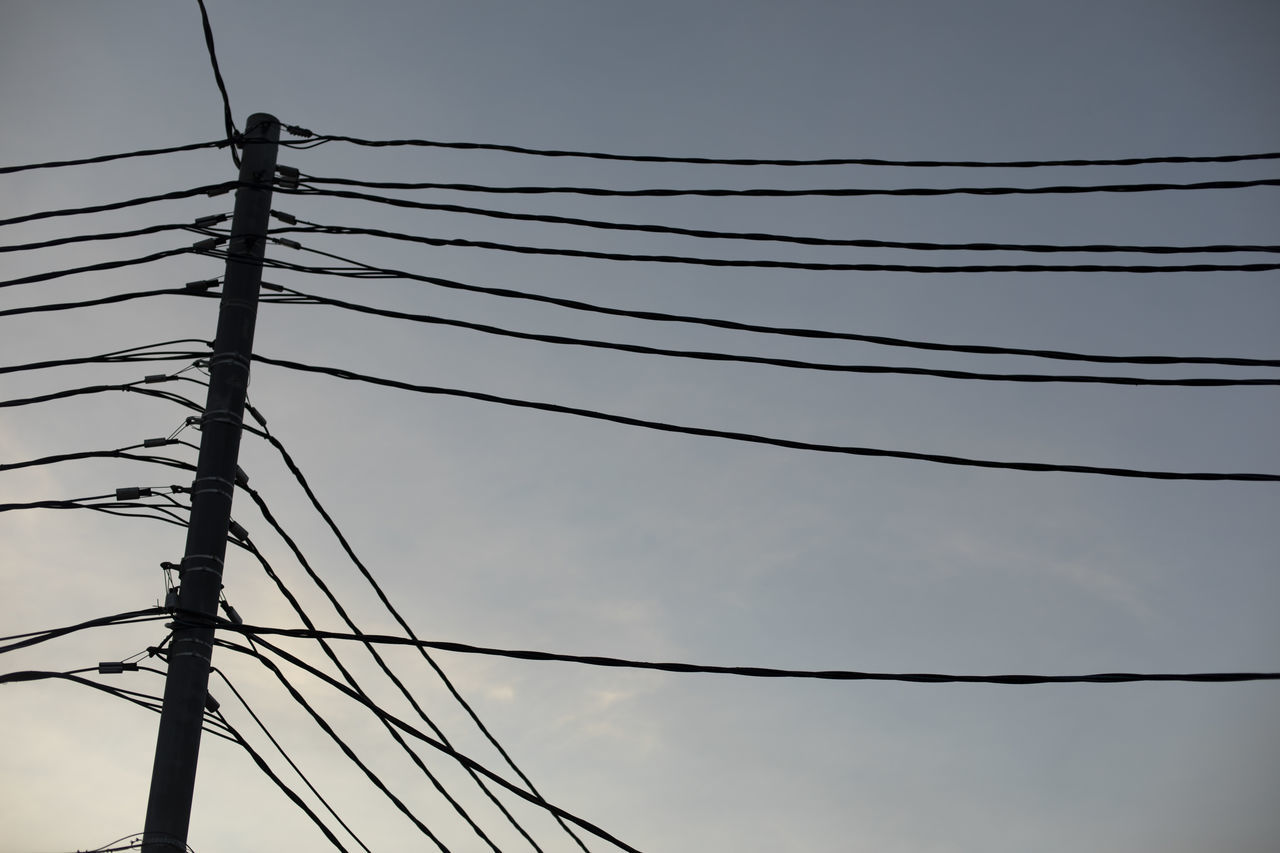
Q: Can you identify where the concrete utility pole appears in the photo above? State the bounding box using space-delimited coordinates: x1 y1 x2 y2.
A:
142 113 279 853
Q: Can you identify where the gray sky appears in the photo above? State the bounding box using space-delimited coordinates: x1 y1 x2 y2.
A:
1 2 1278 851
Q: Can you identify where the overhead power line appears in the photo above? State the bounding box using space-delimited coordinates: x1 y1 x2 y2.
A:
264 285 1280 387
204 620 1280 686
277 128 1280 168
194 0 239 166
0 183 235 228
256 244 1280 368
251 353 1280 481
270 222 1280 273
0 139 227 175
276 190 1280 255
288 174 1280 198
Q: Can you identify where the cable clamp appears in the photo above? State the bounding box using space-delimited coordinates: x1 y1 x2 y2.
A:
261 280 284 292
204 184 232 197
206 352 251 372
190 474 236 500
200 409 243 428
192 236 223 252
276 165 300 189
273 237 302 251
228 519 249 542
98 661 139 674
115 486 153 501
283 124 314 138
192 213 228 228
180 554 225 578
143 437 174 448
184 278 220 291
271 210 297 225
143 374 171 384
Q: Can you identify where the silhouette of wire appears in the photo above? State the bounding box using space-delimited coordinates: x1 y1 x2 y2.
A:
262 285 1280 387
276 130 1280 167
207 622 1280 685
288 174 1280 198
211 666 372 853
194 0 239 167
244 407 593 853
0 382 205 415
0 222 217 254
256 244 1280 368
234 502 523 852
0 609 168 655
0 139 228 175
251 353 1280 482
0 183 235 228
216 635 642 853
277 188 1280 255
0 443 196 476
271 222 1280 273
0 287 206 320
0 247 204 289
0 340 209 376
209 707 350 851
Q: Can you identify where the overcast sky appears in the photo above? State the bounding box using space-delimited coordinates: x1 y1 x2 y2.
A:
2 2 1278 852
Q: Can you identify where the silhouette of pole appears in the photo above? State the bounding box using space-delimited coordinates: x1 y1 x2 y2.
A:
142 113 279 853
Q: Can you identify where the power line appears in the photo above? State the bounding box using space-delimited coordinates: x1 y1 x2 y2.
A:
205 622 1280 686
210 666 373 853
269 222 1280 273
0 609 168 655
217 636 643 853
0 221 223 254
0 183 235 228
255 244 1280 368
244 406 593 853
286 174 1280 198
276 188 1280 255
0 247 207 289
0 139 227 175
261 284 1280 387
193 0 239 167
233 503 528 852
250 353 1280 482
275 129 1280 168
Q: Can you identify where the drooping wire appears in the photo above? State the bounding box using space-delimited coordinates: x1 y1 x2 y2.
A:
216 635 642 853
0 340 210 377
0 139 227 175
0 287 211 320
275 188 1280 255
272 129 1280 168
0 609 169 655
194 0 240 167
211 632 452 851
259 284 1280 387
210 666 373 853
255 243 1280 368
285 174 1280 198
250 353 1280 482
0 183 235 228
269 220 1280 274
208 705 350 851
243 405 592 852
0 246 208 289
232 505 522 852
208 622 1280 685
0 220 225 254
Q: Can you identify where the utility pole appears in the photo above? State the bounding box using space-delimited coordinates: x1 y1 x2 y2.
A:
142 113 279 853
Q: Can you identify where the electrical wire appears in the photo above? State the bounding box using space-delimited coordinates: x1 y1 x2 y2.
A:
233 513 518 852
216 635 642 853
0 340 209 376
212 633 452 852
250 353 1280 482
243 405 592 852
255 244 1280 368
286 174 1280 198
270 221 1280 273
0 287 209 320
273 129 1280 168
0 609 168 655
0 247 206 289
210 666 373 853
0 139 227 175
261 284 1280 387
0 382 205 415
0 183 235 228
0 221 225 254
194 0 239 167
205 621 1280 685
0 443 197 476
208 707 350 852
275 189 1280 255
